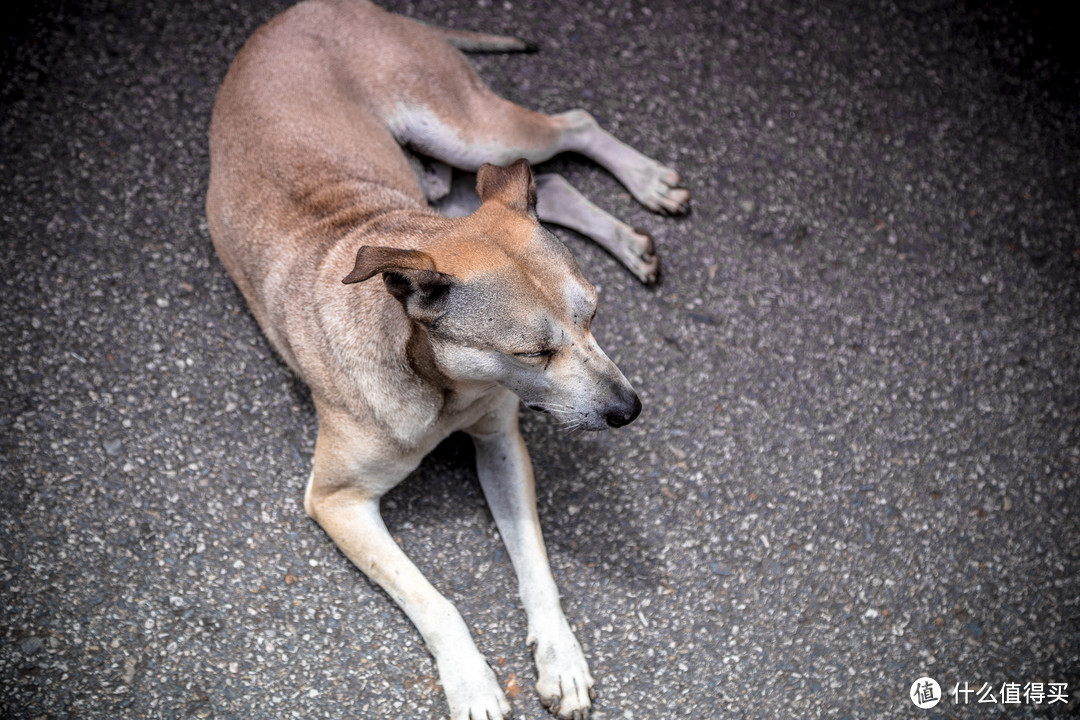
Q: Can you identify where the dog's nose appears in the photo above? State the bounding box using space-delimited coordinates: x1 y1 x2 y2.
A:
604 389 641 428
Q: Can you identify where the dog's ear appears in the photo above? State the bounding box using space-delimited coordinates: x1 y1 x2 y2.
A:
342 246 436 284
342 246 454 323
476 158 537 216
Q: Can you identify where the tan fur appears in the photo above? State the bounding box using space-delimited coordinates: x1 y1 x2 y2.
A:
207 2 687 718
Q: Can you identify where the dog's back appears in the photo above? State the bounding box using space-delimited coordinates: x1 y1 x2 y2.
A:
207 0 456 370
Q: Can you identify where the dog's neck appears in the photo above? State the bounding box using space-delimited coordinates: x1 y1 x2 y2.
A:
404 323 450 388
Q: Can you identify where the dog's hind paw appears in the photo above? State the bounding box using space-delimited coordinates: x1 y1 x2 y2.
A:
531 625 595 719
627 162 690 216
620 226 660 285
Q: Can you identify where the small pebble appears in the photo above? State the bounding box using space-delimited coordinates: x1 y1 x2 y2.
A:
21 636 43 654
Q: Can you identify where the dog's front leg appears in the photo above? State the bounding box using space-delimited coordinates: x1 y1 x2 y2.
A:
468 393 595 720
305 447 510 720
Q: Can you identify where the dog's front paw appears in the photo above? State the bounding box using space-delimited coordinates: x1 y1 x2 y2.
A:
530 624 595 719
440 655 511 720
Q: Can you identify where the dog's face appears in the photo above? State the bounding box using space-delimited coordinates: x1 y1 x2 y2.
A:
342 161 641 431
427 224 640 431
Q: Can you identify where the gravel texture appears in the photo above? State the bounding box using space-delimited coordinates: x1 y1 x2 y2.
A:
2 1 1078 718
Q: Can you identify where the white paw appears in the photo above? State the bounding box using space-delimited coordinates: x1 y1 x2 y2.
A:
531 625 595 720
614 224 660 285
441 655 511 720
629 162 690 216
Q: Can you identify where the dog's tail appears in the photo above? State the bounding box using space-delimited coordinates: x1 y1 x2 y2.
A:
431 25 538 53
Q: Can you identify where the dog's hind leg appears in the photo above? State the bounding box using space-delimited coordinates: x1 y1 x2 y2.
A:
396 100 689 216
431 169 660 283
550 109 691 216
535 173 661 284
382 25 690 218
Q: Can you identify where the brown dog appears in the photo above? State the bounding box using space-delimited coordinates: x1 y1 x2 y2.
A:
206 1 688 718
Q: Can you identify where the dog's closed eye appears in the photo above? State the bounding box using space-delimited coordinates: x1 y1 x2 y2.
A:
514 349 556 359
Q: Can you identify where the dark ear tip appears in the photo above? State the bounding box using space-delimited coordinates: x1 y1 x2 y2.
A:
475 159 536 215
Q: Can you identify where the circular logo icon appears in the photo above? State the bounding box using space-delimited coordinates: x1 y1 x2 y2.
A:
910 677 942 709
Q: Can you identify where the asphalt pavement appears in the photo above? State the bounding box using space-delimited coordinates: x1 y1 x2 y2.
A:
2 0 1079 718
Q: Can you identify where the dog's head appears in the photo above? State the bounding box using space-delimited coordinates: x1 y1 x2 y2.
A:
343 159 640 430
